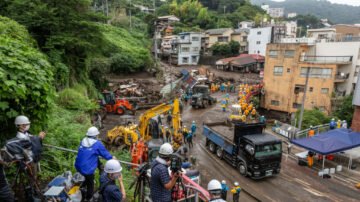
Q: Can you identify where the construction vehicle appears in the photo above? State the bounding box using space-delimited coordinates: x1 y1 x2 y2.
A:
191 85 217 109
202 120 282 179
106 124 139 147
94 90 135 116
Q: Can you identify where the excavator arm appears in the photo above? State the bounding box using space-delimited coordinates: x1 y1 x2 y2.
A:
138 99 180 141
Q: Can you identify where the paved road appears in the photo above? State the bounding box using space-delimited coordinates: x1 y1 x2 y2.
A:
181 91 360 202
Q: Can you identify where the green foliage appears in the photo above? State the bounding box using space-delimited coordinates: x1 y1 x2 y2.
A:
56 88 98 112
229 40 241 55
333 95 354 127
211 41 240 57
0 16 54 142
295 109 331 130
292 14 324 29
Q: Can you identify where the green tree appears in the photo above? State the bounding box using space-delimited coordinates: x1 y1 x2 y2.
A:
295 109 331 130
229 40 240 55
333 95 354 127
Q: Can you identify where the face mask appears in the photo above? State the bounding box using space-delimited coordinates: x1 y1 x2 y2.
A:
113 173 121 179
24 125 30 131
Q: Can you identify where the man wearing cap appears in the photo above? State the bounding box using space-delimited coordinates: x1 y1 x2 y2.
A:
99 159 126 202
150 143 181 202
75 126 115 201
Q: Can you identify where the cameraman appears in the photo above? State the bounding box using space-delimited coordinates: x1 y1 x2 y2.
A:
150 143 180 202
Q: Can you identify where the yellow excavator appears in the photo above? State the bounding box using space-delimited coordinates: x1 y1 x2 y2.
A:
106 124 139 147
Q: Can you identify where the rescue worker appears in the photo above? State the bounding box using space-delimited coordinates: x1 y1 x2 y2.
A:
220 83 225 92
330 118 336 130
220 180 228 201
75 126 115 201
251 108 256 119
99 159 126 201
157 115 162 125
189 90 193 99
167 112 172 125
230 83 234 93
260 115 266 123
150 143 181 202
308 126 315 137
342 120 348 129
191 121 197 137
244 109 249 116
231 182 241 202
207 180 226 202
308 151 314 167
225 94 229 104
165 126 171 142
182 126 189 143
337 120 342 128
187 131 193 148
222 100 227 112
159 125 164 137
211 83 215 93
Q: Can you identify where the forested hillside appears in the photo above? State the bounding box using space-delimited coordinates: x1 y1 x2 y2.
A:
251 0 360 24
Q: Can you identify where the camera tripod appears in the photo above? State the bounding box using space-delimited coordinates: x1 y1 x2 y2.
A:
129 163 150 202
171 175 188 202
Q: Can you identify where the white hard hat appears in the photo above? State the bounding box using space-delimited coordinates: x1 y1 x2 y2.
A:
338 120 341 122
221 180 226 185
332 118 335 121
193 121 195 123
343 120 346 122
87 126 99 137
234 182 239 186
104 159 122 173
184 125 187 128
310 125 313 128
15 115 30 126
207 179 222 191
159 143 173 156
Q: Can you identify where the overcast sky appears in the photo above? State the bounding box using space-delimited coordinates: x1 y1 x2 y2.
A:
271 0 360 6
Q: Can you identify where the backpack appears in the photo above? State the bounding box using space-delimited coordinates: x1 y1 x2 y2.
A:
92 179 115 202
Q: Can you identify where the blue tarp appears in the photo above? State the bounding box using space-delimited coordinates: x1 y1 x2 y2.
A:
290 128 360 155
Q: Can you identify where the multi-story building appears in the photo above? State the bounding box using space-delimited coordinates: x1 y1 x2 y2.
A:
232 29 249 53
332 24 360 41
248 27 272 56
307 28 337 41
268 8 285 18
287 12 297 18
285 21 297 38
239 21 255 29
170 32 201 65
262 40 357 115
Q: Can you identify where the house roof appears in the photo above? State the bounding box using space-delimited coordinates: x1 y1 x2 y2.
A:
239 54 265 60
231 56 256 67
232 28 250 35
206 28 233 35
158 15 180 22
216 54 264 66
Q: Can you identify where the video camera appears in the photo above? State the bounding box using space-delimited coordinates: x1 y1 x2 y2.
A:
170 155 182 173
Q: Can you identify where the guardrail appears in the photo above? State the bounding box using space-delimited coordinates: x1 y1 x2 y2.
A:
294 123 330 139
300 56 353 63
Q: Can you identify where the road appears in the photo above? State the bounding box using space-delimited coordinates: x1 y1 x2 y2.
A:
181 91 360 202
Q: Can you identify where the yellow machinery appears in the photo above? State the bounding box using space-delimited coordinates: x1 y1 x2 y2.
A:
230 104 246 122
106 124 139 147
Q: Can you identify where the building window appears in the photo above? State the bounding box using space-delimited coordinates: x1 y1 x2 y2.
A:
345 34 353 39
309 87 313 92
293 103 302 108
218 36 229 42
242 36 247 42
192 37 199 41
257 31 261 35
318 106 325 111
192 56 197 63
193 47 199 52
271 100 280 106
269 50 278 58
285 50 295 58
294 85 305 94
256 41 261 44
287 68 290 73
321 88 329 94
240 46 246 51
300 67 332 79
181 47 189 52
274 66 283 76
182 57 188 64
181 36 185 39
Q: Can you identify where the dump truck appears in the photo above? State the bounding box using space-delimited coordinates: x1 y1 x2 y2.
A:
202 120 282 179
191 85 216 109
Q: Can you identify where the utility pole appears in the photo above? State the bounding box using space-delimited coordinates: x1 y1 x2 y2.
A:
129 0 132 30
105 0 109 17
298 67 310 130
154 21 158 67
153 0 156 15
223 6 226 14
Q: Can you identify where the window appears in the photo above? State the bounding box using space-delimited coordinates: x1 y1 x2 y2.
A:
271 100 280 106
274 66 283 76
256 41 261 44
257 31 262 35
300 67 332 79
294 85 305 94
181 47 189 52
285 50 295 58
218 36 229 42
192 56 197 62
321 88 329 94
345 34 353 38
192 37 199 41
182 57 188 64
318 34 328 39
242 36 247 42
240 46 246 51
293 103 302 108
318 106 325 111
269 50 278 58
193 47 199 52
309 87 313 92
287 68 290 73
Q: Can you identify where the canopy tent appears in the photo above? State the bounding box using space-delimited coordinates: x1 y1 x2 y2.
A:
291 128 360 156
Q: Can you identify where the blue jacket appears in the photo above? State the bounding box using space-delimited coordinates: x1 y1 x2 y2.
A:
191 124 196 133
75 137 112 175
99 173 123 202
187 132 193 139
330 121 336 129
221 184 228 191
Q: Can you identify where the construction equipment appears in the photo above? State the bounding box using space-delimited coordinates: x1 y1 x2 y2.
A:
94 91 135 116
106 124 139 147
191 85 217 109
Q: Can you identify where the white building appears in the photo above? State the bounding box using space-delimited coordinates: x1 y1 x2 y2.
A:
287 12 297 18
239 20 255 29
171 32 201 65
285 21 297 38
269 8 284 18
307 28 337 41
248 27 272 56
261 5 270 13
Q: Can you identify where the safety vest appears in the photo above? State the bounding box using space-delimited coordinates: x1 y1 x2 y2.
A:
231 186 241 194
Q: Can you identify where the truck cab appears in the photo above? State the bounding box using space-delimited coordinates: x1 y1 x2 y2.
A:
191 85 216 108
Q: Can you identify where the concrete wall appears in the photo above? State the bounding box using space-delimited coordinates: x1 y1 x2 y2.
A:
332 25 360 39
248 27 272 56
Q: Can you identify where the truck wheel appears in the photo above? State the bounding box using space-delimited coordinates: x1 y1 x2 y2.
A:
238 161 247 176
116 107 125 115
208 142 216 153
203 100 208 108
216 147 223 159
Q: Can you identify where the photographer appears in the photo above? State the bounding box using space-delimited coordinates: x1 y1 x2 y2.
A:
150 143 181 202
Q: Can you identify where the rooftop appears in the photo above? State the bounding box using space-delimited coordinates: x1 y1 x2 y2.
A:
243 133 281 145
206 28 233 35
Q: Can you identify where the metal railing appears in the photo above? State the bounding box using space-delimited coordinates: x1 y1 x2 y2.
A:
294 123 330 139
300 56 353 63
335 73 349 80
172 39 191 44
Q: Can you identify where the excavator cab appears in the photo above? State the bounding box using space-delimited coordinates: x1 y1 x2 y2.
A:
102 91 116 105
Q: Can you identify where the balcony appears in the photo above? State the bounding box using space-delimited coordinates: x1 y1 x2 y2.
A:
172 39 191 44
280 37 316 45
334 73 349 82
300 55 353 64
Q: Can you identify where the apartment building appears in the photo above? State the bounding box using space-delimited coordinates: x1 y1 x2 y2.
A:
307 28 337 41
332 24 360 41
170 32 201 65
262 41 354 114
248 27 272 56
